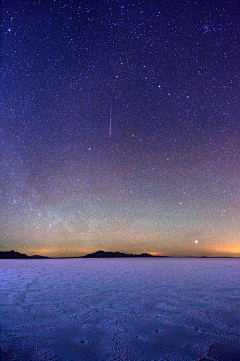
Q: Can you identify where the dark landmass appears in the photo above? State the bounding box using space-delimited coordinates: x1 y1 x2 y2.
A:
0 250 155 259
83 250 154 258
0 250 238 259
0 250 49 259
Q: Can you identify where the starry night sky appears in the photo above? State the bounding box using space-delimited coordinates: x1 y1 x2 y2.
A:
1 0 239 257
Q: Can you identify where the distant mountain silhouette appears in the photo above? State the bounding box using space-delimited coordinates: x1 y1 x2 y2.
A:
0 250 49 259
83 250 154 258
1 250 234 259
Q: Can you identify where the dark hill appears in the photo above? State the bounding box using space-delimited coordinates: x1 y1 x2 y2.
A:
0 250 49 259
83 250 153 258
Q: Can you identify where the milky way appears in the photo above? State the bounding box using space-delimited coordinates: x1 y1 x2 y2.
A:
1 0 239 257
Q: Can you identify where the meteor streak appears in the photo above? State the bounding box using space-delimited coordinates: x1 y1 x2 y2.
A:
109 107 112 138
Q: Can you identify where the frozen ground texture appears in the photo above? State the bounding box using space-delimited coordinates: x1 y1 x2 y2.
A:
0 259 240 361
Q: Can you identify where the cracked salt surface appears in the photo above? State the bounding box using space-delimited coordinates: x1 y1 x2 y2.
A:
0 258 239 361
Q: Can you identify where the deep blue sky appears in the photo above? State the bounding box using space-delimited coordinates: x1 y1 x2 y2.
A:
1 0 239 257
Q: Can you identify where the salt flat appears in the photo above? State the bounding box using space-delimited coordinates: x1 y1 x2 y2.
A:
0 258 239 361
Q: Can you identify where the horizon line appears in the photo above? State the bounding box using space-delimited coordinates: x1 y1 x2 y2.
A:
0 249 239 259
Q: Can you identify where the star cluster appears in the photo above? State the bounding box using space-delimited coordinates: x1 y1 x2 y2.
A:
1 0 239 257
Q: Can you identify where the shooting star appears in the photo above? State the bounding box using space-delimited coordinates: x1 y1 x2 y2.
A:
109 107 112 138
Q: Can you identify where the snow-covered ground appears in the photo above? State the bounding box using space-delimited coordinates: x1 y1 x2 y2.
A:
0 258 239 361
